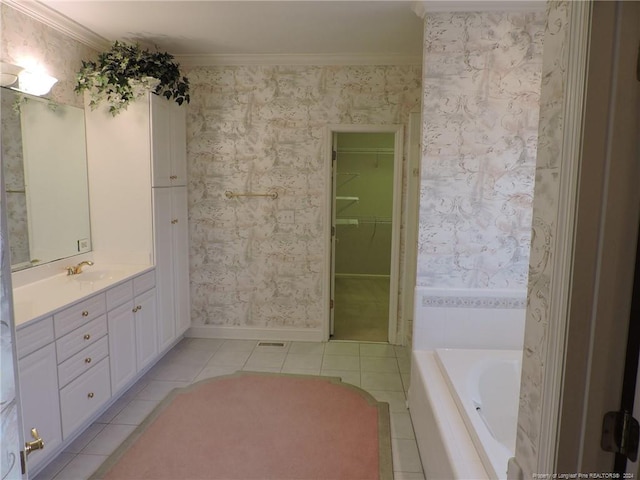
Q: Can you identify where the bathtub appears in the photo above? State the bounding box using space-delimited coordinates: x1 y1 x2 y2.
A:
408 348 522 479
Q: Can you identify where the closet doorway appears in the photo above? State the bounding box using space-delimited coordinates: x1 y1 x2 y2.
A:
328 126 403 343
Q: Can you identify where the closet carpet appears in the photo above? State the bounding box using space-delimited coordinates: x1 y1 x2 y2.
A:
333 276 390 342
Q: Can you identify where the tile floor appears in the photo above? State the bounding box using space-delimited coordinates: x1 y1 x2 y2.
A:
33 338 425 480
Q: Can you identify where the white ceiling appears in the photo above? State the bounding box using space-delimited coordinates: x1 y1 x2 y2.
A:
32 1 426 65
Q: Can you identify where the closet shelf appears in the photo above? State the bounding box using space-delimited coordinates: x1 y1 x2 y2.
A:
336 219 359 226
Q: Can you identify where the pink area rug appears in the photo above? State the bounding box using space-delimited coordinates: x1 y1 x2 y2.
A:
90 372 393 480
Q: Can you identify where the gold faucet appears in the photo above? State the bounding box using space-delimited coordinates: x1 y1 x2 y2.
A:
65 260 94 275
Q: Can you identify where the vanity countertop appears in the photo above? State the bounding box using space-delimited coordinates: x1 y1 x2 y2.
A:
13 264 154 327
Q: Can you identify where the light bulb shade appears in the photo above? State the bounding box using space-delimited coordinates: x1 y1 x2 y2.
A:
17 70 58 96
0 72 18 87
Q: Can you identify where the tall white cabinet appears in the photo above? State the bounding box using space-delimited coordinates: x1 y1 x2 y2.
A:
150 94 191 351
85 92 191 353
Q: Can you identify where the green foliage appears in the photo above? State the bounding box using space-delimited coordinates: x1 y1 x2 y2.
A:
75 41 190 115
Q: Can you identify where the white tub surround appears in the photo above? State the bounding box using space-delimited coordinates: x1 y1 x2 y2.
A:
409 350 489 479
413 287 526 351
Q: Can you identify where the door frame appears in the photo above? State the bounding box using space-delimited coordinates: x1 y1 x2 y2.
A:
324 124 404 344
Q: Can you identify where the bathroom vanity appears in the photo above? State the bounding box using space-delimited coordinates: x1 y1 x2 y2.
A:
6 91 191 476
14 266 159 472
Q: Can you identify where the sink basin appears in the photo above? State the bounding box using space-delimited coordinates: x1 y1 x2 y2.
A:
71 270 119 282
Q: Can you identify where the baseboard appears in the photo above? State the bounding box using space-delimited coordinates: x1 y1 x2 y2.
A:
335 273 391 279
186 325 325 342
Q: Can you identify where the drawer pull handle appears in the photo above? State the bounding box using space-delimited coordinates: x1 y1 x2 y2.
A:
24 428 44 457
87 392 94 399
82 310 89 317
84 334 91 340
85 357 92 364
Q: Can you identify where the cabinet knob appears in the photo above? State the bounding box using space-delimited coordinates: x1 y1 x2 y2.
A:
170 175 178 180
171 219 178 224
87 392 94 399
81 310 89 317
132 306 138 312
83 334 91 340
85 357 92 364
136 305 142 311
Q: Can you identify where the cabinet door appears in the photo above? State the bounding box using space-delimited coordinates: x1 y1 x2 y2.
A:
170 102 187 187
134 287 158 372
151 95 172 188
18 343 62 471
153 187 176 352
107 301 137 394
172 186 191 336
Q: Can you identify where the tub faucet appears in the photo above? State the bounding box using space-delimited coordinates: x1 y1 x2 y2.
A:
66 260 94 275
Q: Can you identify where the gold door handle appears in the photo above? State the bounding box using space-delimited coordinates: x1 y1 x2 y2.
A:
25 428 44 456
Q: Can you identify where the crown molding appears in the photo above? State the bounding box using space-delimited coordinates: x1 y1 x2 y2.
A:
176 53 423 68
2 0 109 52
412 0 546 17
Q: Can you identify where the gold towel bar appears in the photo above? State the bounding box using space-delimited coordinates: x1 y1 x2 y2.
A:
225 190 278 200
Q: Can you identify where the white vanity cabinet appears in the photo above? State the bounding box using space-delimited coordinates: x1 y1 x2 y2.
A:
107 271 158 395
15 268 162 477
55 294 111 439
133 273 158 371
16 317 62 472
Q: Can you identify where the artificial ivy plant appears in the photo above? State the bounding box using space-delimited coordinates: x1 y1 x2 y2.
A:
75 41 190 115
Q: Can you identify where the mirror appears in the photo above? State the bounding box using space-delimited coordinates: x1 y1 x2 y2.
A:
1 88 91 271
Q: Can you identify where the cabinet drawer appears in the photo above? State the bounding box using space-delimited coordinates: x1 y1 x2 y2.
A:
16 317 54 359
133 270 155 296
56 315 107 363
106 281 133 311
58 336 109 388
54 294 106 338
60 357 111 439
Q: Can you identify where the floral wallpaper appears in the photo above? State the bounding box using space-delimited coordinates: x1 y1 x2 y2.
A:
186 65 422 335
417 11 545 291
516 1 571 476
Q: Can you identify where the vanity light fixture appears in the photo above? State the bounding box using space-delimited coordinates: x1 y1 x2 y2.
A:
16 70 58 96
0 61 57 96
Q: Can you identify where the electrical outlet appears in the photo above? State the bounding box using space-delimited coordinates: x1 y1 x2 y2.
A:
77 238 90 252
277 210 295 224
